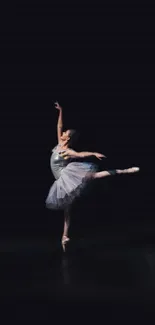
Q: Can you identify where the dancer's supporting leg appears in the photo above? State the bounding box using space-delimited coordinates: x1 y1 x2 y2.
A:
62 205 71 250
93 167 139 179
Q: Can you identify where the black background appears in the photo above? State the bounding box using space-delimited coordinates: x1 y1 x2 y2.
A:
1 2 155 242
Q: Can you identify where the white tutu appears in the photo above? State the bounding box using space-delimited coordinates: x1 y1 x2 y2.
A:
46 161 97 210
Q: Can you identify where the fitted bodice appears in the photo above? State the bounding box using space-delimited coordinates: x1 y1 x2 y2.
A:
50 145 70 179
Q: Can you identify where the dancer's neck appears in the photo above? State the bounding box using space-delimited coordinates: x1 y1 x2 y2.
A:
58 141 68 149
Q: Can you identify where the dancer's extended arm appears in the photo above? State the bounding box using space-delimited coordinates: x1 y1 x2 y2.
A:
55 102 63 143
61 149 106 160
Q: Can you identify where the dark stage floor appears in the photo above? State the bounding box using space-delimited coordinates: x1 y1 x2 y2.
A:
0 224 155 319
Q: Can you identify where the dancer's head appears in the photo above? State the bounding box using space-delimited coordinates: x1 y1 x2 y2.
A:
60 129 79 148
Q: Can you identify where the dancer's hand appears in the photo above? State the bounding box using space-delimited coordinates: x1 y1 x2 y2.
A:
94 152 107 160
55 101 62 111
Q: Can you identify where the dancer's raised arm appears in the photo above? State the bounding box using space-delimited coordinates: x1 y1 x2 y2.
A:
55 102 63 143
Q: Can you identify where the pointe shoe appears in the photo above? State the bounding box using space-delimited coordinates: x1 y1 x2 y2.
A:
61 236 70 252
126 167 140 173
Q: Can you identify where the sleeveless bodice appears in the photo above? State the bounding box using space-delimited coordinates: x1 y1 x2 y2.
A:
50 145 70 179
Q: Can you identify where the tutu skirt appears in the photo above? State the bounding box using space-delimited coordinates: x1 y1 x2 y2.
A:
46 162 98 210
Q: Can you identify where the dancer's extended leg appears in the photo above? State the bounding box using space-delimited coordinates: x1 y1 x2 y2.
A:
93 167 139 179
62 205 71 251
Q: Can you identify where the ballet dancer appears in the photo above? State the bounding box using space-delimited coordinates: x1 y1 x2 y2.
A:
46 102 140 251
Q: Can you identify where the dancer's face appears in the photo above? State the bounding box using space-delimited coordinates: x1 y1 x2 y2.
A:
60 130 70 142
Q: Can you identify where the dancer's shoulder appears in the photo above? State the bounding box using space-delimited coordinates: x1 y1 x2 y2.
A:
52 144 58 152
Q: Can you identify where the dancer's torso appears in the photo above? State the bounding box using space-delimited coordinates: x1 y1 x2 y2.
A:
50 144 70 179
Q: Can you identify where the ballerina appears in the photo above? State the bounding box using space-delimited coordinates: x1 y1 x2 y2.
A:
46 102 140 251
